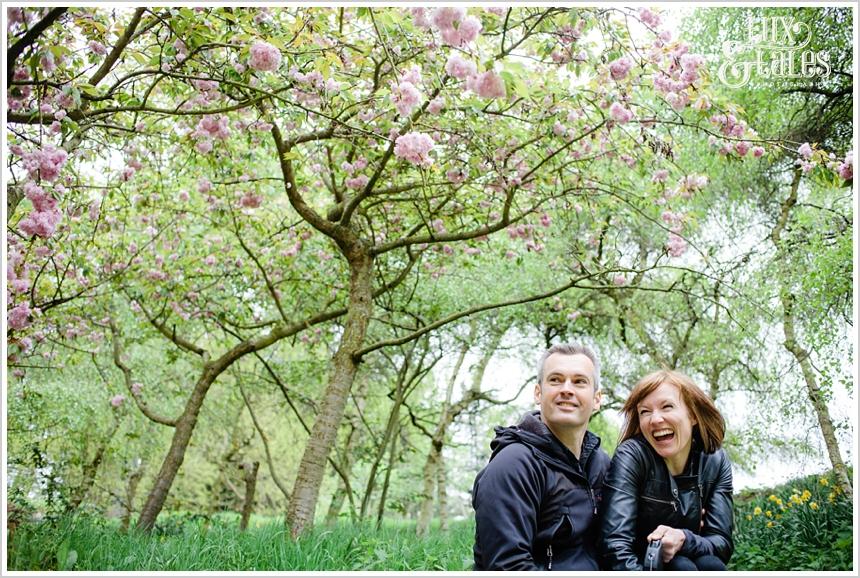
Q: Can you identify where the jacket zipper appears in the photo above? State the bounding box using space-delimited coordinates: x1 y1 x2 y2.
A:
698 483 704 528
546 544 553 570
590 488 597 515
642 493 677 512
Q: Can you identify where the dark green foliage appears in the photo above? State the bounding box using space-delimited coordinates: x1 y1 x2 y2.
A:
730 468 853 571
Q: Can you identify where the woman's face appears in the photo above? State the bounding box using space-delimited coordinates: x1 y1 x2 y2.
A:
637 382 697 474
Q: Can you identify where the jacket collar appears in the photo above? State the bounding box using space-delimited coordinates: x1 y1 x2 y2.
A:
490 410 602 474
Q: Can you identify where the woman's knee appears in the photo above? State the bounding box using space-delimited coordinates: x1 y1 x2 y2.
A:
694 555 727 571
666 555 698 571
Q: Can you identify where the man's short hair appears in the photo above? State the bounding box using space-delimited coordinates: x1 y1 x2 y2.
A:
536 343 601 391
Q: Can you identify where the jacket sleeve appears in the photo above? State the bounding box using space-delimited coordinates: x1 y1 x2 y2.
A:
679 449 735 563
472 444 544 570
599 442 645 571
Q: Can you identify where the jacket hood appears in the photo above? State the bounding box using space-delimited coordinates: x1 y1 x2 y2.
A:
489 410 601 470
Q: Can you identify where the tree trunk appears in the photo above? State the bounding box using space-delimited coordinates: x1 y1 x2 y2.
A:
239 461 260 531
324 420 360 525
416 331 471 536
437 456 449 531
771 170 853 499
416 323 502 536
120 462 144 533
286 248 374 537
360 353 411 520
781 294 853 497
375 424 400 529
136 369 220 530
67 418 119 512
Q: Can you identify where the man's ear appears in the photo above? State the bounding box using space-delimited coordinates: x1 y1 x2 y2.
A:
533 382 542 405
592 389 602 413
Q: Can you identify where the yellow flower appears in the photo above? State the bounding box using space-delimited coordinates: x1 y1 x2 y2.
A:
746 514 752 521
790 494 803 505
810 502 819 510
767 521 775 528
819 477 829 486
801 489 812 501
753 506 762 515
828 491 836 503
775 514 782 520
775 497 783 507
768 494 779 502
765 510 772 517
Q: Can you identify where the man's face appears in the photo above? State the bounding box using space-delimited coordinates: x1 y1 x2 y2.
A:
534 353 600 433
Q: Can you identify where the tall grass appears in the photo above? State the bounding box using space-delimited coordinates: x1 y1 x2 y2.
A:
8 513 476 571
8 470 853 571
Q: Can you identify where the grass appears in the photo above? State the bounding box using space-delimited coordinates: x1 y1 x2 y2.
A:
8 469 853 571
8 513 476 571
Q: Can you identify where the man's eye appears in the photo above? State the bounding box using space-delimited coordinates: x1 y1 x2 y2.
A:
639 409 651 416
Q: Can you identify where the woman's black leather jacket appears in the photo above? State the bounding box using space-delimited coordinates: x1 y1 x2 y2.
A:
599 434 734 570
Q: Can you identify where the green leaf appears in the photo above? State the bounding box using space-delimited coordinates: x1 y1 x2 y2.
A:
282 151 302 161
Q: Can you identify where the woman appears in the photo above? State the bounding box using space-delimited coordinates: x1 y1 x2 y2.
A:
599 369 733 571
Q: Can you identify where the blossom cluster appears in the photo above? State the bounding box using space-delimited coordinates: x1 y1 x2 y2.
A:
394 132 435 166
412 7 482 47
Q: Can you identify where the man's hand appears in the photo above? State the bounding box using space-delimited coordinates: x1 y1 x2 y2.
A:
646 525 685 563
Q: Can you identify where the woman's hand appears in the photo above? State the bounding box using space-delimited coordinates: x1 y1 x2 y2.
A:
647 525 686 563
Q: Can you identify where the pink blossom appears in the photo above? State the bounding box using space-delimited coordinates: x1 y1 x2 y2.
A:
197 178 212 194
609 102 633 124
121 166 136 181
446 168 466 184
19 209 62 238
22 145 68 182
248 41 282 72
464 247 481 256
652 169 669 183
540 213 552 227
110 394 125 408
8 302 32 330
88 40 107 56
505 250 517 259
131 382 142 395
401 65 422 86
445 53 477 80
196 139 213 154
612 275 627 286
752 146 765 158
196 114 231 140
431 219 446 234
734 141 750 157
391 81 422 117
411 8 431 28
394 132 435 166
427 96 444 114
431 7 467 30
346 175 369 190
638 7 661 27
798 142 813 160
608 56 633 81
11 279 30 294
466 71 506 99
667 233 688 257
239 191 263 208
39 51 56 74
204 255 217 266
456 16 482 45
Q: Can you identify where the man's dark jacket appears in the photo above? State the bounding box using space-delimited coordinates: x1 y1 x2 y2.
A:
472 410 610 570
599 433 734 570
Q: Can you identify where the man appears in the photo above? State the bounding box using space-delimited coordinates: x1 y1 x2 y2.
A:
472 343 610 570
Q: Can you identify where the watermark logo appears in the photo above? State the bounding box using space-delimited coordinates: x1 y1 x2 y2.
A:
718 16 830 88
